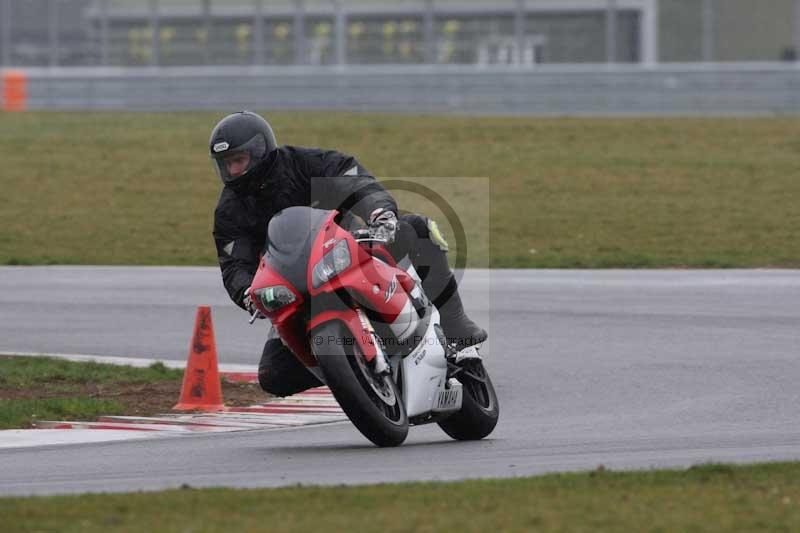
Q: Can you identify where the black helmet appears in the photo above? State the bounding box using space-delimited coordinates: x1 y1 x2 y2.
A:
209 111 277 187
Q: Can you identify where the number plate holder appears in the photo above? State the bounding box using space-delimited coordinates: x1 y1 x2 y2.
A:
432 378 463 413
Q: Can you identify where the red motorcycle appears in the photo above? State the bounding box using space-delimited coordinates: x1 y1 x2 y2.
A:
249 206 499 447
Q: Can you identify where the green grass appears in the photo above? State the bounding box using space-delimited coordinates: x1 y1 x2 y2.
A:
1 112 799 267
0 357 183 429
0 397 125 431
2 462 800 532
0 357 182 389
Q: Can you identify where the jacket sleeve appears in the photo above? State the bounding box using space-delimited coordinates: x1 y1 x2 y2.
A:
306 150 397 221
213 206 261 310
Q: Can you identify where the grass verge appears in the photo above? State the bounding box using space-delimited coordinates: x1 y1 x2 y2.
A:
1 112 798 267
0 356 264 429
1 462 800 532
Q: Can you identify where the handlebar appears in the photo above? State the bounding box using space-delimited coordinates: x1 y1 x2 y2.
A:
351 228 389 245
355 237 390 244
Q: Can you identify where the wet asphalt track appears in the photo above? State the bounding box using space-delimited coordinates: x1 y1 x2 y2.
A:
1 267 799 496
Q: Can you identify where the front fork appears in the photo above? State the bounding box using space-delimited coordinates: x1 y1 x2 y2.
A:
354 307 391 375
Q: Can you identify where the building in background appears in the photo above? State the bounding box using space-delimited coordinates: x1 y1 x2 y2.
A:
659 0 797 62
0 0 798 67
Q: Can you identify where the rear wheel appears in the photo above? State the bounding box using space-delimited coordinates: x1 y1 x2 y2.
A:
437 359 499 440
311 322 408 447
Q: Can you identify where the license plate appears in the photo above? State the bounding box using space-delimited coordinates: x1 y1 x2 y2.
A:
433 380 463 412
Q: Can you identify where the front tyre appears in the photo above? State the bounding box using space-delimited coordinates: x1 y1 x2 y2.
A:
311 322 408 447
438 360 499 440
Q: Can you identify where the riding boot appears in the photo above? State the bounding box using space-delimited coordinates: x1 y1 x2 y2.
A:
423 269 488 352
401 222 486 351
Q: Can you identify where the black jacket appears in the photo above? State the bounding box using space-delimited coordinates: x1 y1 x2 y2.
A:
213 145 397 309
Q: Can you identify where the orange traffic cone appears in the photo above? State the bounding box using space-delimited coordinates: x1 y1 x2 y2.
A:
173 306 225 412
2 70 27 112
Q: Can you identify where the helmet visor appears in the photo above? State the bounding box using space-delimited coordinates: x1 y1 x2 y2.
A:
211 133 268 185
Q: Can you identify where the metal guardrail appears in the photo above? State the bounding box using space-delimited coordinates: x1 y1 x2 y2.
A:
2 63 799 115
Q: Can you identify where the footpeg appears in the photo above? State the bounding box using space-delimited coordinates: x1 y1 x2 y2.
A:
454 345 482 364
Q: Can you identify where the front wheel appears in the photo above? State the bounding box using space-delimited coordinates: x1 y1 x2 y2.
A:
311 322 408 447
438 359 499 440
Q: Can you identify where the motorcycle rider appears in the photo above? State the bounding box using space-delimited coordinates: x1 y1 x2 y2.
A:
210 111 487 397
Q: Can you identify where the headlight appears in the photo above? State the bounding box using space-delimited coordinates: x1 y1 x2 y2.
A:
253 285 297 312
312 240 352 288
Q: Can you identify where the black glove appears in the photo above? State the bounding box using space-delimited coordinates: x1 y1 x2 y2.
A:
368 208 398 244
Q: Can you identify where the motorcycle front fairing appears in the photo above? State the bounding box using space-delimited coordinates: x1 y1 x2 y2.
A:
249 207 330 369
249 261 313 368
304 212 458 419
251 207 382 368
251 206 460 419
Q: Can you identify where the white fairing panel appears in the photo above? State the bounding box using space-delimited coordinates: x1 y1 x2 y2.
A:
401 307 449 417
389 298 419 342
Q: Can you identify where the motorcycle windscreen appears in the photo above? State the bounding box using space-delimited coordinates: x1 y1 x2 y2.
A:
264 206 332 295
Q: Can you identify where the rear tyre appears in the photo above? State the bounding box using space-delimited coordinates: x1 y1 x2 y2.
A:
311 322 408 447
437 360 499 440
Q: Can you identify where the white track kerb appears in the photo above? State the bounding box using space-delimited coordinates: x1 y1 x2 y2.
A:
0 352 346 450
